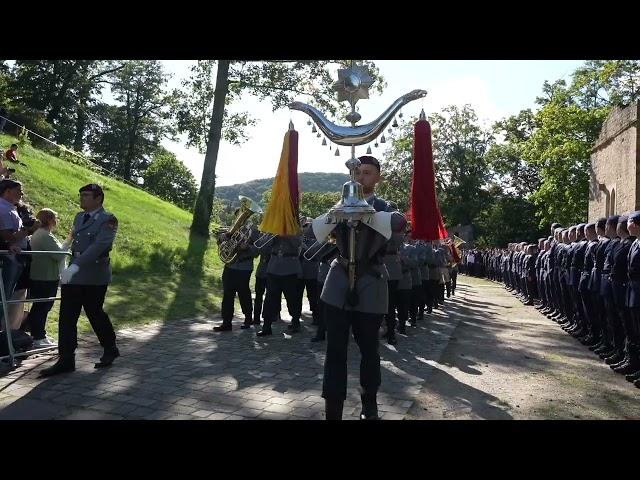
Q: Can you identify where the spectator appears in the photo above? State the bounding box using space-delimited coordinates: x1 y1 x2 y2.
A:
28 208 71 348
5 144 19 163
0 180 37 328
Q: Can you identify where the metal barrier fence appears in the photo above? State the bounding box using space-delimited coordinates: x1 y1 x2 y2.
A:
0 250 71 369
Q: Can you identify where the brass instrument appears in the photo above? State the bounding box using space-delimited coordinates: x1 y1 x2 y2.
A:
253 232 276 249
218 195 263 264
303 236 337 261
453 235 466 248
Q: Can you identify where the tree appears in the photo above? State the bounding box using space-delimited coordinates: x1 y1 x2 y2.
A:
180 60 385 237
299 191 341 219
143 147 198 211
87 61 179 181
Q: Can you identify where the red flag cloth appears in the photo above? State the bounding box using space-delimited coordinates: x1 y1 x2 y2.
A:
410 118 448 241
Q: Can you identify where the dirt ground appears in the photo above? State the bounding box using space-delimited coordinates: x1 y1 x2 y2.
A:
406 275 640 420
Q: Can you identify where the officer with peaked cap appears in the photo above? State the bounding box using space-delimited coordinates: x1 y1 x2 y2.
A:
40 184 120 377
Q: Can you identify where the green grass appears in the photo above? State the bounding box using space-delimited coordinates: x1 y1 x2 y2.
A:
1 134 225 337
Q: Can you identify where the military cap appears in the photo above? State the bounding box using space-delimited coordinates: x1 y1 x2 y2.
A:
618 215 629 224
358 155 381 172
596 217 607 229
629 211 640 223
606 215 620 225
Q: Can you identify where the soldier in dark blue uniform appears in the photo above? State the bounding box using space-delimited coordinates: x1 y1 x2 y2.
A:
40 184 119 377
600 216 623 365
590 218 613 356
624 211 640 387
608 215 639 375
579 223 599 346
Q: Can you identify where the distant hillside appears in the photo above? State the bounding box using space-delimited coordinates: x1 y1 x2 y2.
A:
215 172 349 204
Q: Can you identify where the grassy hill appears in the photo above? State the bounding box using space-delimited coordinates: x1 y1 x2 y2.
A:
1 133 226 338
216 172 349 205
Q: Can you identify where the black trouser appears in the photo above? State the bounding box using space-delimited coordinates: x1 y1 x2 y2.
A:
315 293 327 338
28 280 59 340
421 280 433 312
603 289 622 353
263 273 300 326
221 267 253 324
410 285 422 321
428 279 440 307
385 280 398 332
58 284 116 359
322 304 383 401
579 289 595 337
298 278 318 321
254 276 266 322
450 270 458 294
396 288 410 326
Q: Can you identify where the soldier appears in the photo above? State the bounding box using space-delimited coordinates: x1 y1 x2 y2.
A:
608 215 639 375
40 184 119 377
310 236 338 343
590 218 614 357
253 232 273 326
257 234 302 336
213 223 259 332
624 211 640 387
579 224 599 346
321 155 406 420
381 213 403 345
396 229 413 334
600 216 623 365
299 217 320 325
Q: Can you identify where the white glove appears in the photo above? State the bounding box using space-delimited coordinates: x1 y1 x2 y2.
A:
60 264 80 285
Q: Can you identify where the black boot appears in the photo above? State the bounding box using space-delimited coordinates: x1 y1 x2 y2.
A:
360 393 380 420
287 319 301 333
397 322 407 335
95 347 120 368
213 322 232 332
257 321 273 336
387 331 398 346
39 356 75 377
325 398 344 420
240 317 253 329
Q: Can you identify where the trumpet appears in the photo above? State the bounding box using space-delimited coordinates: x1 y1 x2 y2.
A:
253 232 276 249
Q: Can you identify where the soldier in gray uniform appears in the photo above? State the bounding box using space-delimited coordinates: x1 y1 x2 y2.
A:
299 218 320 325
382 209 403 345
310 235 338 342
213 224 259 332
414 240 432 319
40 184 119 377
257 234 302 336
397 234 415 332
253 236 273 326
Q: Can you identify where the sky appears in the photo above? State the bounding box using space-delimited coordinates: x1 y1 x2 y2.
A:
160 60 585 187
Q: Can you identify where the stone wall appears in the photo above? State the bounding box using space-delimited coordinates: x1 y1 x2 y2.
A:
589 103 640 221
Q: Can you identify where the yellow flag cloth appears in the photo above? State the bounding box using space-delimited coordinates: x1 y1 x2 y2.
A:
259 129 300 236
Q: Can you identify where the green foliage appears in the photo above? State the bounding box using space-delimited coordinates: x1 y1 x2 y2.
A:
216 172 349 207
1 132 225 338
143 147 198 211
87 60 179 181
300 191 341 218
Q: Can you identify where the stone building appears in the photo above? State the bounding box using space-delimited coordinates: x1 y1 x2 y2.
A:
589 102 640 221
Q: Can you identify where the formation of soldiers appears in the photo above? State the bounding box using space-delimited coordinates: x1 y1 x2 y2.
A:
466 214 640 389
215 213 460 347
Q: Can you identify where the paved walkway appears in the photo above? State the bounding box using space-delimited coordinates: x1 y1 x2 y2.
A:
4 276 638 420
0 286 464 420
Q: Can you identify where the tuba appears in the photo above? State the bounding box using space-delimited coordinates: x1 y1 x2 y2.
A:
218 195 263 264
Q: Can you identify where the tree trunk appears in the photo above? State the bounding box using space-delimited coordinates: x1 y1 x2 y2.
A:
73 98 87 152
190 60 230 238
